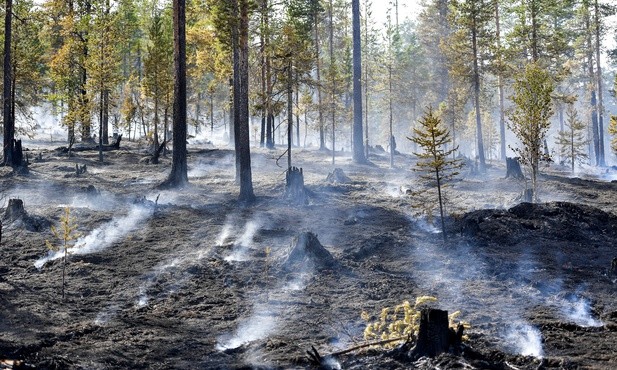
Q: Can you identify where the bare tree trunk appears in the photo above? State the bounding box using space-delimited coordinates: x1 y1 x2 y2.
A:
234 0 255 202
495 1 506 161
314 10 325 150
3 0 14 167
585 2 600 165
287 61 293 169
594 0 605 166
352 0 365 164
163 0 188 187
472 22 486 173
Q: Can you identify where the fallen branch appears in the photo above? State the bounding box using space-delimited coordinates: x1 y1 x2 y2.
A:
307 335 408 365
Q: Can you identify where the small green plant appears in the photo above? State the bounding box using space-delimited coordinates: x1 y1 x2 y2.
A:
46 207 81 300
361 296 469 348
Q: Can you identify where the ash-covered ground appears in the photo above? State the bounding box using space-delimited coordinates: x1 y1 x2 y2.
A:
1 140 616 369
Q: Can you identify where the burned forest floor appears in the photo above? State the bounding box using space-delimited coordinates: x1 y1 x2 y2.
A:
1 140 617 369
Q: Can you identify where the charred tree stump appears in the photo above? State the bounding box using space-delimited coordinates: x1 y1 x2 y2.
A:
286 166 306 203
283 232 338 271
75 163 87 176
4 199 26 222
409 308 463 360
506 157 524 180
326 168 351 184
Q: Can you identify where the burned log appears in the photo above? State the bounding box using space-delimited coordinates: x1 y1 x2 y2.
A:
506 157 524 180
285 166 307 203
56 135 122 154
282 232 338 271
409 308 464 360
75 164 87 176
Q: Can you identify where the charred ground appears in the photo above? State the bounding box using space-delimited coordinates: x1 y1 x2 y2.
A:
1 141 616 369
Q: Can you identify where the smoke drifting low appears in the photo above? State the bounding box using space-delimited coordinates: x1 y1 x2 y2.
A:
35 205 153 269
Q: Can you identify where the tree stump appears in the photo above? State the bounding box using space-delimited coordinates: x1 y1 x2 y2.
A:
4 199 26 222
326 168 351 184
286 167 306 203
506 157 524 180
282 232 338 271
409 308 464 360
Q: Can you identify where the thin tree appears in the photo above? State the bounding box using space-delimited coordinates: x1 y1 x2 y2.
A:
351 0 365 163
556 103 587 173
162 0 188 187
508 62 554 202
410 106 462 241
593 0 605 166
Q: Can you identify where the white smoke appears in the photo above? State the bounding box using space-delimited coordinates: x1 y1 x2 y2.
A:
35 205 153 269
216 303 278 351
224 219 261 262
560 296 603 327
505 322 544 358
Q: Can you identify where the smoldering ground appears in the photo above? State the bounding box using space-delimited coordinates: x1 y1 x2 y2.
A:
1 143 617 369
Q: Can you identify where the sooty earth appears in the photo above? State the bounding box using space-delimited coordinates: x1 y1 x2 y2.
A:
1 140 616 369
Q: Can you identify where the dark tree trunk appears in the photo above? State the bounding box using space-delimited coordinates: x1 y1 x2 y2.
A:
80 1 91 141
102 90 109 144
163 0 188 187
351 0 365 164
3 0 14 167
234 0 255 203
287 61 293 169
594 0 605 166
314 10 325 151
495 2 506 161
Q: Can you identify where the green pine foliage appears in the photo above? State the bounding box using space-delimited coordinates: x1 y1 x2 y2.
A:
556 103 588 172
409 106 463 240
45 207 81 300
508 62 554 202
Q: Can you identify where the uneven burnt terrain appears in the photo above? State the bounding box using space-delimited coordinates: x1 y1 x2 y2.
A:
1 142 616 369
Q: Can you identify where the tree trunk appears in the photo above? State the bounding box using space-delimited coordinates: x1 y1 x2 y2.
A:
584 2 599 165
495 1 506 161
594 0 605 166
472 23 486 173
260 3 267 148
287 61 293 169
234 0 255 203
163 0 188 187
102 90 109 144
329 0 335 164
352 0 365 164
315 10 325 151
3 0 14 167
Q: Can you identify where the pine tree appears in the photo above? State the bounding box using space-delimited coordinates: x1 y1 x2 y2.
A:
87 0 122 161
410 106 462 240
508 62 554 202
448 0 495 173
143 10 173 163
556 103 587 172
